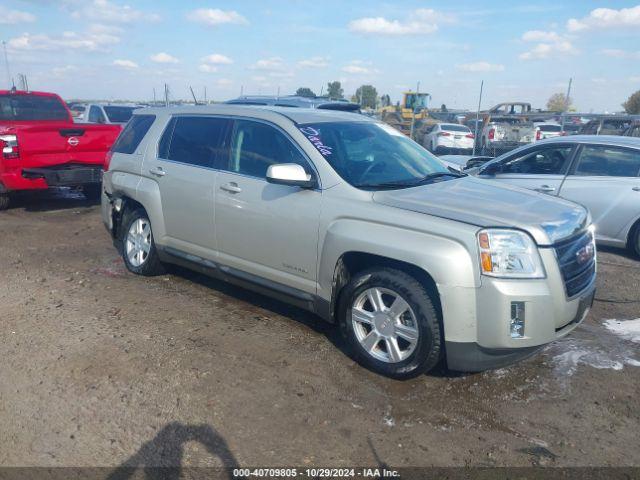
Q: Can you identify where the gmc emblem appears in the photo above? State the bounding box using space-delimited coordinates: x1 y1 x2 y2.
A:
576 243 595 265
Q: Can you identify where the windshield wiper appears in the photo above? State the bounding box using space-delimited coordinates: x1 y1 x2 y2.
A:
355 171 464 190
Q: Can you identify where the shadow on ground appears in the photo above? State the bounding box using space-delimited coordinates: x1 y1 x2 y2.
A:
107 422 239 480
7 187 99 212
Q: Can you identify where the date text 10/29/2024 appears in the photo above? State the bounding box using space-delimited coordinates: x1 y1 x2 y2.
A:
233 468 400 478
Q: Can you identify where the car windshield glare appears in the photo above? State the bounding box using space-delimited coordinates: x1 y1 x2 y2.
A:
298 122 450 189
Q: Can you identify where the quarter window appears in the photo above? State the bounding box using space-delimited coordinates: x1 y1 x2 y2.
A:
159 116 230 168
573 145 640 177
498 146 574 175
226 120 308 178
112 114 156 154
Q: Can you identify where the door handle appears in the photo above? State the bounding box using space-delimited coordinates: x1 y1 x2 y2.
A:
149 167 166 177
220 182 242 194
633 187 640 192
535 185 555 193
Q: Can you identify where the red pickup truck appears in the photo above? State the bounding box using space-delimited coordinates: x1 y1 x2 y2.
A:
0 89 122 210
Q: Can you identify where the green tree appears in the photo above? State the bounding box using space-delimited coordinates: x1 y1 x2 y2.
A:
623 89 640 114
327 81 343 100
295 87 315 98
354 85 378 109
546 92 573 112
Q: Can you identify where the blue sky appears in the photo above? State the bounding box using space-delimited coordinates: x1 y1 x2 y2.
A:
1 1 639 111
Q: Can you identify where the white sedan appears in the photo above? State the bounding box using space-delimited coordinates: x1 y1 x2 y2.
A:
423 123 475 154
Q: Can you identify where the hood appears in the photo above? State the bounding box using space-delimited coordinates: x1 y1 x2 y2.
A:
373 176 588 246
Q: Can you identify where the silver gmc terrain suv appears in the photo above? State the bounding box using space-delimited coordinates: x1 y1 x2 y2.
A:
102 106 596 379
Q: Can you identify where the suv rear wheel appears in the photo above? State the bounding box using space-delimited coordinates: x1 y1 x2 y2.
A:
121 208 165 276
338 268 442 379
0 194 9 211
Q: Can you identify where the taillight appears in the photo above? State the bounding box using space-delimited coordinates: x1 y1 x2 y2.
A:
488 128 495 140
560 131 567 136
104 151 113 171
466 133 475 138
0 134 19 159
438 132 451 137
536 130 542 141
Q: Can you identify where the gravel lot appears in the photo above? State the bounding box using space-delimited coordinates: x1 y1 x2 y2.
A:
1 190 639 470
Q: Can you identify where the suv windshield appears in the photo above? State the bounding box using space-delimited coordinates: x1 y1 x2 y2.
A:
0 94 68 121
104 106 136 123
299 122 453 189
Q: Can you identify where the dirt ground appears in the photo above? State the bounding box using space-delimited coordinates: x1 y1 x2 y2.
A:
1 189 639 470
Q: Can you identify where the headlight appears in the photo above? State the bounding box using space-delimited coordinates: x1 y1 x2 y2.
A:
477 229 545 279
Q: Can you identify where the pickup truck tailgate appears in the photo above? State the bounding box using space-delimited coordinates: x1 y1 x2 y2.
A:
12 122 121 168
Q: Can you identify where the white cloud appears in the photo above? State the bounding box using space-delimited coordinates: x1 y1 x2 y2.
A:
519 30 577 60
216 78 233 86
186 8 248 26
198 64 218 73
201 53 233 65
51 65 78 78
456 62 505 72
113 59 138 68
250 57 284 70
297 56 330 68
521 30 563 42
70 0 159 23
348 8 453 35
7 29 120 52
342 61 378 75
0 6 36 24
150 52 179 64
600 48 640 59
567 5 640 32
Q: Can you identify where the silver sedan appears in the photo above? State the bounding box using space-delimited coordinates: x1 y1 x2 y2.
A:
473 135 640 256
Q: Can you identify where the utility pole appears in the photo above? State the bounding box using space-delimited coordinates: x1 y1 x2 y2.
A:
416 81 420 93
472 80 484 156
164 83 169 107
2 41 13 88
204 86 207 104
240 85 244 96
561 77 572 132
277 86 280 98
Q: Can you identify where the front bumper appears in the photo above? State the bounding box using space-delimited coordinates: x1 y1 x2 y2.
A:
442 247 596 372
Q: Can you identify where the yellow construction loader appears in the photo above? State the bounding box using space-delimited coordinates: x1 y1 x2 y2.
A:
379 91 434 144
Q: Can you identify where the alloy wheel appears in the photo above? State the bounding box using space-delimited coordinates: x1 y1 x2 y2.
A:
351 287 419 363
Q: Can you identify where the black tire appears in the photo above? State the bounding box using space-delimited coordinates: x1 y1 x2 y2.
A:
338 268 443 379
120 208 165 276
631 223 640 258
83 183 102 202
0 194 9 211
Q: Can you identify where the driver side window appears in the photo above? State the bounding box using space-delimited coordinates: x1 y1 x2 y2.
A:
498 146 574 175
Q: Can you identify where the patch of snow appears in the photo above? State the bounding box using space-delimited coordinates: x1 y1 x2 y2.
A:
603 318 640 343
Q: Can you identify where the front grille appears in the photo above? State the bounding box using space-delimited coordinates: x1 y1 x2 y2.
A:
554 230 596 298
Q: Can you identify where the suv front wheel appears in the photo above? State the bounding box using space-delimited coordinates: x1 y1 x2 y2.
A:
338 268 442 379
121 208 165 276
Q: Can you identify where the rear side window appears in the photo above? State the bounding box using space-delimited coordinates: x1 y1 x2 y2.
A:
573 145 640 177
159 116 230 168
112 114 156 154
88 105 106 123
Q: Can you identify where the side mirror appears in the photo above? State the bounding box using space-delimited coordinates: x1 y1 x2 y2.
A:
480 162 500 176
266 163 315 189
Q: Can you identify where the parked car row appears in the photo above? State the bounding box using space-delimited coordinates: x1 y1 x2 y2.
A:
0 89 122 210
69 102 138 125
